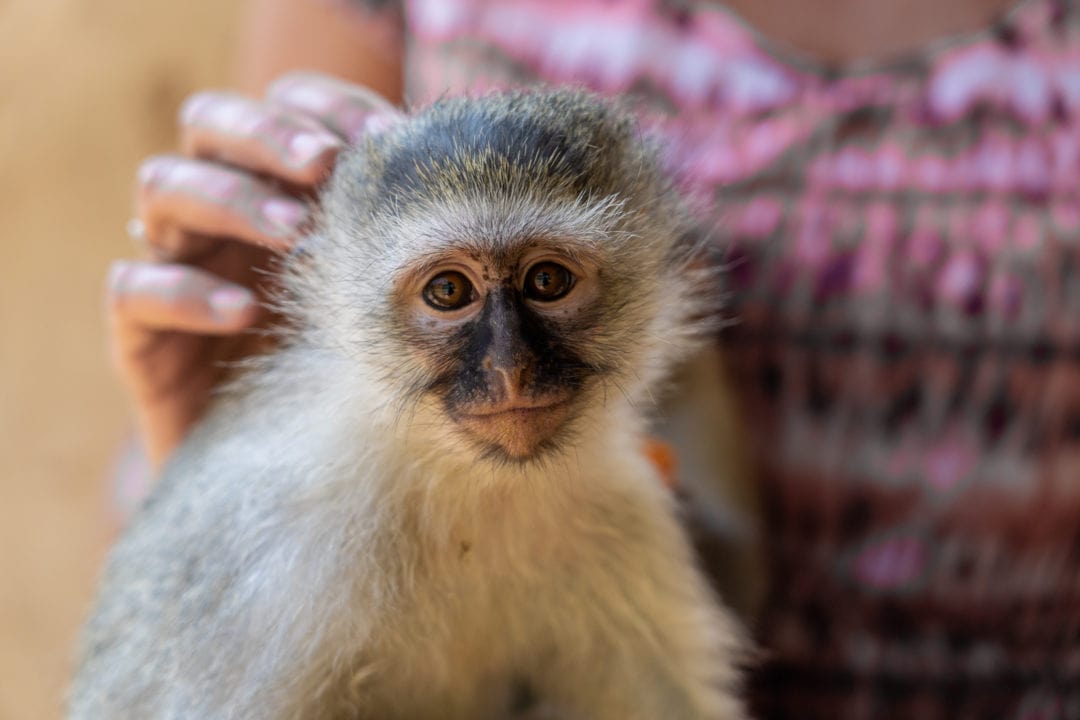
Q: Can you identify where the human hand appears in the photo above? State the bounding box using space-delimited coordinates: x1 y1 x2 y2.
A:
108 72 403 474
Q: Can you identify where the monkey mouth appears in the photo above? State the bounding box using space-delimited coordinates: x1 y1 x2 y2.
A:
458 398 569 418
453 398 573 459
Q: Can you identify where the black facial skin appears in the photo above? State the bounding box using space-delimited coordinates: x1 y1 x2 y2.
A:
423 282 601 463
446 287 584 404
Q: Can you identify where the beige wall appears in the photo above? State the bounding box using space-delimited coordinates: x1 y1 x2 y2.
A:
0 2 240 717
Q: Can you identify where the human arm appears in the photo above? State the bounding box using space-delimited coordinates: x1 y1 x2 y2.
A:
108 0 405 475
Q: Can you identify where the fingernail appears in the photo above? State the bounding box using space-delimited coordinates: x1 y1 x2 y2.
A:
107 260 131 290
261 197 306 235
208 287 254 319
364 112 401 136
288 132 341 165
179 92 214 125
334 106 373 142
135 265 187 296
276 81 337 113
138 158 168 185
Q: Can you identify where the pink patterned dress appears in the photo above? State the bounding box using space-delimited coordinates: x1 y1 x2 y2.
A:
343 0 1080 716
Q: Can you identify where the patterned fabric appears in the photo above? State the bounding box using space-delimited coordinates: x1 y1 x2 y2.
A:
347 0 1080 716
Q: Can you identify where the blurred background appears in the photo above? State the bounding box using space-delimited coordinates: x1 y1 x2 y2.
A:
0 2 239 717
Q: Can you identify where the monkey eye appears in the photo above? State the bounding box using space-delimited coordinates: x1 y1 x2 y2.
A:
423 271 474 310
523 262 574 302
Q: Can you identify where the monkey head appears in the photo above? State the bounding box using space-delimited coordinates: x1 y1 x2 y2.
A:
287 90 711 463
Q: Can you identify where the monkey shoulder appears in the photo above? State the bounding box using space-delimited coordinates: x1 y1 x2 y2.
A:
73 363 392 717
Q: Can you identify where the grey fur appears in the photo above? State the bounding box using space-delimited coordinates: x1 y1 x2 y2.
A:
70 90 747 720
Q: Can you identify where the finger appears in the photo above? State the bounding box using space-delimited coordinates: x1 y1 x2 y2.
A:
266 71 404 142
107 259 259 336
179 91 344 185
136 155 308 256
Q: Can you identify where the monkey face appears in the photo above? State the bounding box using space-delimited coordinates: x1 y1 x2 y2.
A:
309 90 706 466
394 243 608 461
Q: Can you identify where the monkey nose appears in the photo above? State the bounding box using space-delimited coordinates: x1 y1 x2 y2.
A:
482 356 525 399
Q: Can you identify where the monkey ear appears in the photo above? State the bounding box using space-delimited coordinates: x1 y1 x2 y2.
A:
660 225 730 347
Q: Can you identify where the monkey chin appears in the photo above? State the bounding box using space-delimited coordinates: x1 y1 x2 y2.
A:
453 401 573 462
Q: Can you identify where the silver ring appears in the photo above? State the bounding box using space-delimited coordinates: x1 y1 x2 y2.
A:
126 218 148 248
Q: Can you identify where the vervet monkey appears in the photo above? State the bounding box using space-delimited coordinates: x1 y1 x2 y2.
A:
71 89 748 720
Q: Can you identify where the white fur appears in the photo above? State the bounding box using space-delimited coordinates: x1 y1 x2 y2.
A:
72 347 745 719
71 91 747 720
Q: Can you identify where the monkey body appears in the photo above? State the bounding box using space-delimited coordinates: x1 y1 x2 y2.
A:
71 90 745 719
